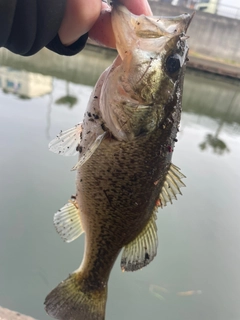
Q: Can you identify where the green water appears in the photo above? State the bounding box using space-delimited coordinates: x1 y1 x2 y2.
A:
0 47 240 320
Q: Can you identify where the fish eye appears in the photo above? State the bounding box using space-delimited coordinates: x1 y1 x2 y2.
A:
166 54 181 74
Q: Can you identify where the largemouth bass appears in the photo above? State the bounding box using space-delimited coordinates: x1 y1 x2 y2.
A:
45 3 192 320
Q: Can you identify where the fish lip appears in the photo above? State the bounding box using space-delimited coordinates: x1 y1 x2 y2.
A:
169 12 194 35
184 11 195 32
112 5 194 41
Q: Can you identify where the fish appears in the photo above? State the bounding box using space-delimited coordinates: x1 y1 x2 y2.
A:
44 3 192 320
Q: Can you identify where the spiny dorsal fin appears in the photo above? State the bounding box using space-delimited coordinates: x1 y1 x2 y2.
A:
48 123 82 156
158 163 186 208
53 198 84 243
71 132 107 171
121 211 158 272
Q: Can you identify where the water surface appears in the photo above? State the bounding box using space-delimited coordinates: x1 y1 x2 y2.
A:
0 48 240 320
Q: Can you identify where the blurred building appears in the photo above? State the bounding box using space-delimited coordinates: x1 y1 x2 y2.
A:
195 0 240 19
0 67 52 98
170 0 240 19
171 0 198 8
195 0 218 14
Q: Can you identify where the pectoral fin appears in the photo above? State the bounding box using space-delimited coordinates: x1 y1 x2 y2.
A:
158 163 186 207
71 132 107 171
121 211 158 272
48 123 83 156
53 198 84 243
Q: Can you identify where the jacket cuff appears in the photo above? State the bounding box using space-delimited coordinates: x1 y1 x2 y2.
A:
46 33 88 56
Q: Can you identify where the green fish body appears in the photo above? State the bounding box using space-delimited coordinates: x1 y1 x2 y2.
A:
45 3 192 320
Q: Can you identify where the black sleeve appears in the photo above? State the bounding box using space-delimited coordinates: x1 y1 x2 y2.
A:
0 0 88 56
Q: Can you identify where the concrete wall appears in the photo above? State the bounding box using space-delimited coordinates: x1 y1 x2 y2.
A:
149 1 240 64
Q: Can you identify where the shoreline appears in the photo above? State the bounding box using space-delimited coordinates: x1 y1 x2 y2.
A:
0 44 239 81
0 306 37 320
187 54 240 79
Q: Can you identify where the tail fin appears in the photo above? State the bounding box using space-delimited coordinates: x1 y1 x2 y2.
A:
44 272 107 320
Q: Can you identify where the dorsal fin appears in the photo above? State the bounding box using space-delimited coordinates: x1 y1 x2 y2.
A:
158 163 186 208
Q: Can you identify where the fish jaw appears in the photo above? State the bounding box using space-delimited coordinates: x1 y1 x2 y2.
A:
111 4 192 57
99 5 192 141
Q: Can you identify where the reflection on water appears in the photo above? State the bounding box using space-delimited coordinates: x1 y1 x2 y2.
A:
183 73 240 155
199 133 230 155
149 283 202 301
0 66 52 98
55 81 78 109
199 118 230 155
55 95 77 109
0 47 240 320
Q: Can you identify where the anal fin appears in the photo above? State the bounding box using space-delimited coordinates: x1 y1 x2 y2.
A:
54 197 84 243
121 211 158 272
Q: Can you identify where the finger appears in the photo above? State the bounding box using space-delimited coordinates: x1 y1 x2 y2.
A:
88 4 114 48
118 0 152 16
59 0 102 46
89 0 152 48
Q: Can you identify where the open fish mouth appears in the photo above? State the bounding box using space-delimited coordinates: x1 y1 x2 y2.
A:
112 4 193 58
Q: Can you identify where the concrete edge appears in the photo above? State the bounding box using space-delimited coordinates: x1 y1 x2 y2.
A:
0 307 37 320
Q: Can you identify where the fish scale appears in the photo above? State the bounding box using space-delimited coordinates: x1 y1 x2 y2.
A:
79 133 169 231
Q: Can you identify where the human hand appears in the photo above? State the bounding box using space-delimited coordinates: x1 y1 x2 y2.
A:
58 0 152 48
